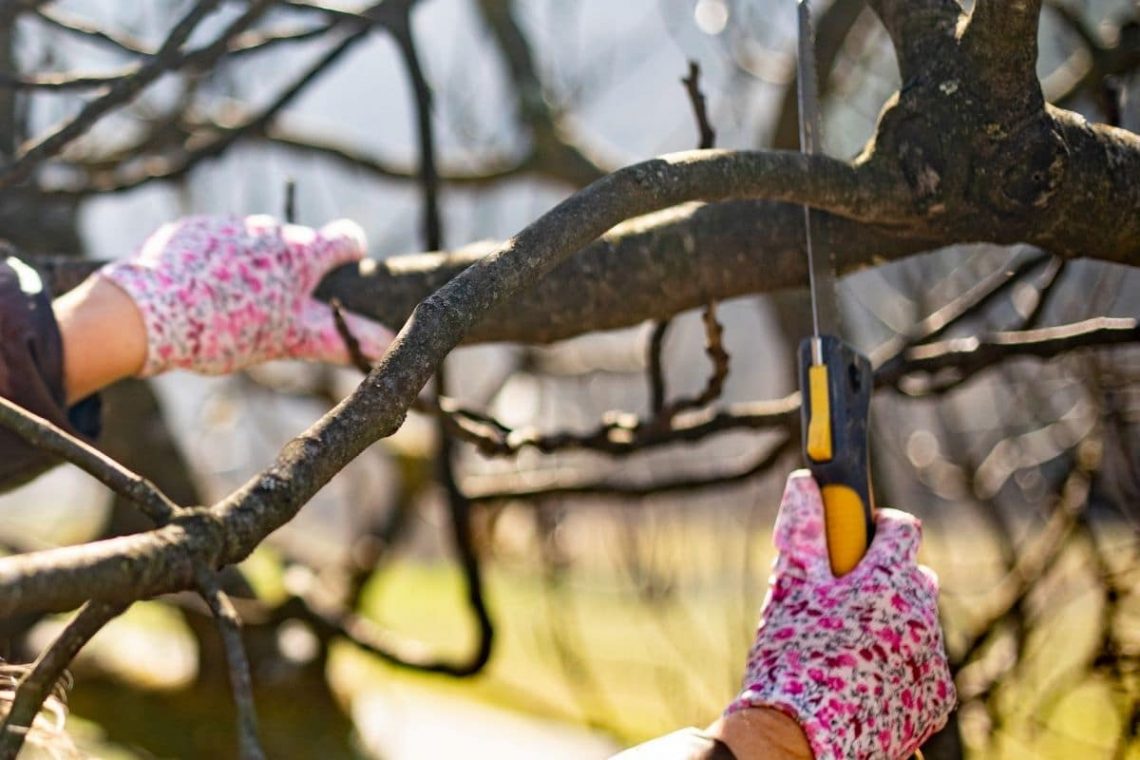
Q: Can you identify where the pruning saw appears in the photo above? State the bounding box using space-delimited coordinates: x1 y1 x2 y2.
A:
793 0 876 577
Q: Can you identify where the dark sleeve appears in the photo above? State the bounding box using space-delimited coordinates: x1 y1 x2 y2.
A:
0 255 101 491
610 728 737 759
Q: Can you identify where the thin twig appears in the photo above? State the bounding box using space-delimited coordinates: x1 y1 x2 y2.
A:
870 248 1052 370
0 601 127 759
390 10 441 251
647 320 671 414
641 61 727 433
681 61 716 150
283 178 297 224
32 6 150 55
0 0 223 188
0 396 178 523
466 435 795 504
195 568 264 760
890 317 1139 395
661 302 731 416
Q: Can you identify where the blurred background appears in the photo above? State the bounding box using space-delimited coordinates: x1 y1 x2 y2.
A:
1 0 1139 757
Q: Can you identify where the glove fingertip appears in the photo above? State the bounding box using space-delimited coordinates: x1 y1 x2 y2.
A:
773 470 830 574
868 508 923 564
315 219 368 269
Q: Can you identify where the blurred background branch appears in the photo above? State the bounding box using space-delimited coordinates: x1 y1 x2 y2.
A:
0 1 1137 758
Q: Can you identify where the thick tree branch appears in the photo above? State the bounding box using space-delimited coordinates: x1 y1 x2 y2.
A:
964 0 1045 104
38 177 927 347
0 149 902 617
864 0 963 80
315 194 918 343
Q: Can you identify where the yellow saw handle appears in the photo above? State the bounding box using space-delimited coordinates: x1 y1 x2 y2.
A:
798 335 875 576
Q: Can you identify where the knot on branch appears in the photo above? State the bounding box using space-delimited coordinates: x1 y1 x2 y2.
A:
875 93 955 216
170 507 229 567
972 114 1069 218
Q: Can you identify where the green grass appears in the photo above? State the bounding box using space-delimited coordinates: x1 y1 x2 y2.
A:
337 561 747 743
331 510 1138 757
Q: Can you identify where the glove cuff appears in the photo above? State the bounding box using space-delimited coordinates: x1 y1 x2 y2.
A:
99 262 178 377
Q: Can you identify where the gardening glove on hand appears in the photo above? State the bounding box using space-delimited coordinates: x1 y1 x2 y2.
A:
100 215 393 376
727 470 955 760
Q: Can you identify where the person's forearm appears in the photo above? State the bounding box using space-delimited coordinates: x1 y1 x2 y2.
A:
53 275 146 404
709 708 813 760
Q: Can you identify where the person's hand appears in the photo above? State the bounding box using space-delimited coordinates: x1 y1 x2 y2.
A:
99 214 393 376
726 470 955 760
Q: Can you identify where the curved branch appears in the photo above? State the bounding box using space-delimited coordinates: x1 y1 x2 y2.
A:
0 601 127 758
0 149 904 617
39 172 929 347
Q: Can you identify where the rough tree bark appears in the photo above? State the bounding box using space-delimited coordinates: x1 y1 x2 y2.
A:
1 0 1137 616
0 2 1136 758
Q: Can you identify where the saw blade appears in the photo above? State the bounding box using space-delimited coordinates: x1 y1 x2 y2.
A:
796 0 842 341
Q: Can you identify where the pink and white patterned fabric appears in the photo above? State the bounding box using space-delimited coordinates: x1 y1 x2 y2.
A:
101 215 394 376
727 470 955 760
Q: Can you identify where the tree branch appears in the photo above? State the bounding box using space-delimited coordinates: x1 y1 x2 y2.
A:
2 13 333 92
888 317 1140 395
0 149 903 617
0 396 179 524
36 179 925 349
195 569 264 760
32 6 149 55
864 0 963 80
0 600 127 759
0 0 223 189
466 435 795 504
965 0 1045 100
474 0 609 187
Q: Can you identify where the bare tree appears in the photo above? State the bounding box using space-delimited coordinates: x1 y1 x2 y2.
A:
0 0 1137 757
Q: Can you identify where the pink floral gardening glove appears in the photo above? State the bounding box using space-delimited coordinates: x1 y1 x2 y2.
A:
101 215 394 376
727 470 955 760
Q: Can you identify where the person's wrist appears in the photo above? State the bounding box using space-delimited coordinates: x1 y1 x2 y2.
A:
708 706 813 760
54 275 147 402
